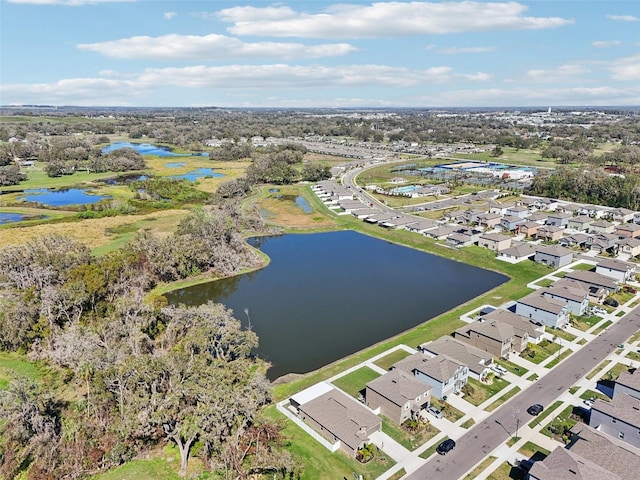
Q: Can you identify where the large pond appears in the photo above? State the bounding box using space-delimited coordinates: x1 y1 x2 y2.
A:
166 231 507 380
102 142 208 157
19 188 110 207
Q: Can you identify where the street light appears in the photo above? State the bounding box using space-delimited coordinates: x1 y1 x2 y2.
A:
512 407 521 441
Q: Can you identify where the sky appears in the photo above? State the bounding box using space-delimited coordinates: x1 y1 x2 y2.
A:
0 0 639 108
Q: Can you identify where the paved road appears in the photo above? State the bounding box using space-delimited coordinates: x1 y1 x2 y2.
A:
406 305 640 480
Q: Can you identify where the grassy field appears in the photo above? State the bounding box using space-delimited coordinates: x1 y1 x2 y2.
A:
495 358 528 376
463 377 510 406
0 352 47 390
381 416 440 451
523 340 561 364
374 349 412 371
331 366 380 399
464 456 496 479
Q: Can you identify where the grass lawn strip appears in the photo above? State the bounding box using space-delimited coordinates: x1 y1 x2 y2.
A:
579 389 609 401
419 435 449 459
464 456 497 479
586 360 610 380
544 348 572 369
486 462 522 480
331 366 381 400
541 405 577 441
523 340 561 364
592 319 613 334
430 398 465 422
374 349 412 371
495 358 528 376
547 327 577 342
600 362 630 382
527 400 562 428
463 377 510 406
485 386 522 412
570 314 602 331
381 416 440 451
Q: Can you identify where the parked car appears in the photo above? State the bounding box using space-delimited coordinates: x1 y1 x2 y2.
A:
428 405 443 419
623 286 637 294
527 404 544 416
492 365 508 375
436 438 456 455
519 459 534 472
604 298 619 307
591 307 606 316
583 399 594 408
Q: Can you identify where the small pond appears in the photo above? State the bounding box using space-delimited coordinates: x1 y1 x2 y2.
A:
295 196 313 213
170 168 224 181
0 212 26 224
19 188 110 207
165 162 187 168
102 142 209 157
166 231 507 380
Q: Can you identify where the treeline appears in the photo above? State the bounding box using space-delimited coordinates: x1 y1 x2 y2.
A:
526 167 640 210
0 205 299 479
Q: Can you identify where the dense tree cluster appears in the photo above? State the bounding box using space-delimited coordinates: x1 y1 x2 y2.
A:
0 205 296 479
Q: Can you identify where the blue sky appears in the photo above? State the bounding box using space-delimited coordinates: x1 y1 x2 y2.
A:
1 0 638 107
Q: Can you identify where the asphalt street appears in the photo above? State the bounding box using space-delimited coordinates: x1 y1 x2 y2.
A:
406 305 640 479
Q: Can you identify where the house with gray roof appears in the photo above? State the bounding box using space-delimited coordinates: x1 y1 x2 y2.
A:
543 279 590 316
590 219 615 234
424 225 457 240
564 270 620 294
529 424 640 480
405 218 438 234
596 259 636 283
558 233 591 249
589 392 640 448
545 211 572 228
609 207 636 223
517 221 542 238
453 320 515 358
482 308 544 348
477 232 512 252
567 215 592 232
515 290 570 328
365 369 431 425
616 222 640 239
379 215 419 229
418 336 494 381
534 245 574 268
297 388 381 458
446 232 476 247
497 241 536 263
535 225 565 242
617 237 640 258
615 369 640 400
499 215 525 232
475 212 502 229
587 232 619 255
393 353 468 399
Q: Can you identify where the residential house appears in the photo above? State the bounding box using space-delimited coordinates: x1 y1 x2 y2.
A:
497 242 536 263
393 353 469 399
567 215 592 232
364 212 399 224
590 219 615 234
405 218 438 234
608 207 636 224
558 233 591 249
589 393 640 448
545 212 572 228
463 208 487 225
424 225 457 240
488 201 514 216
596 259 636 283
535 225 565 242
587 232 619 255
635 211 640 224
499 215 525 232
557 203 580 215
477 233 512 252
528 424 640 480
616 223 640 239
418 336 494 381
365 369 431 425
379 215 419 229
617 237 640 258
352 208 383 219
453 320 515 358
517 221 542 237
505 205 530 219
446 232 476 248
527 211 549 224
543 279 590 316
515 291 570 328
534 245 574 268
577 204 607 219
483 309 544 348
565 270 620 294
294 387 382 458
615 369 640 400
475 212 502 229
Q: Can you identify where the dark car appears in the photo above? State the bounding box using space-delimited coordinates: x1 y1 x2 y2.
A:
519 459 534 472
436 439 456 455
527 404 544 416
604 298 619 307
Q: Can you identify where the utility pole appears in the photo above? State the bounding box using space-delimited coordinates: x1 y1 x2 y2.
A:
512 407 521 441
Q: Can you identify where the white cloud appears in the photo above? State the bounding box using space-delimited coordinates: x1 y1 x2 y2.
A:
216 1 573 38
609 54 640 80
525 63 591 82
435 46 496 54
78 34 356 60
7 0 133 5
606 14 639 22
592 40 622 48
164 11 177 20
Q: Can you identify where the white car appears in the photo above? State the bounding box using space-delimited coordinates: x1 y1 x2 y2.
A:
492 365 508 375
583 399 594 408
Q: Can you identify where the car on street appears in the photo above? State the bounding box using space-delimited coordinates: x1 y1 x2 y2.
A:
527 404 544 416
428 405 443 419
436 439 456 455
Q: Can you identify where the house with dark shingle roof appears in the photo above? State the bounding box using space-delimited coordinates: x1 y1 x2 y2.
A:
515 290 570 328
544 279 590 316
419 336 494 381
615 369 640 400
596 258 636 283
482 308 545 348
393 353 468 399
453 320 515 358
564 270 620 294
497 241 536 263
535 225 565 242
589 392 640 448
365 369 431 425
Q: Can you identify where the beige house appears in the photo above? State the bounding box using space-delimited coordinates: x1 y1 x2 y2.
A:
419 336 494 381
453 320 515 358
482 309 544 349
477 232 512 251
365 369 431 425
615 223 640 239
536 225 565 242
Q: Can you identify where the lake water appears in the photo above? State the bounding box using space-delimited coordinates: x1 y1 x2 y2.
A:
102 142 209 157
0 212 25 224
170 168 224 181
165 231 507 380
19 188 110 207
295 196 313 213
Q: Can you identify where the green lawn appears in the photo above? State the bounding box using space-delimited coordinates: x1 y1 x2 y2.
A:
496 358 528 376
374 349 412 371
486 386 522 412
544 349 573 369
91 460 182 480
430 398 465 422
419 436 449 459
460 418 476 429
522 340 561 364
534 278 555 287
601 362 630 382
547 327 577 343
570 263 595 271
381 416 440 451
541 405 578 442
0 352 48 390
570 314 602 331
586 360 610 380
331 366 381 399
486 462 523 480
464 456 496 479
518 441 550 460
579 389 609 402
463 377 510 406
